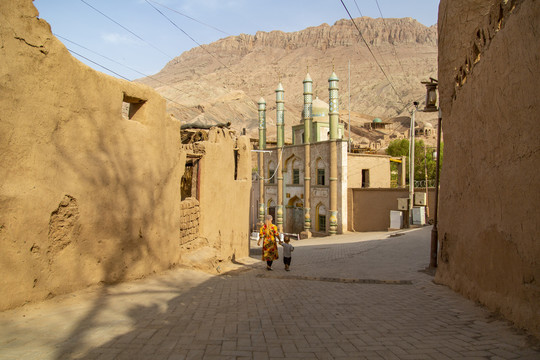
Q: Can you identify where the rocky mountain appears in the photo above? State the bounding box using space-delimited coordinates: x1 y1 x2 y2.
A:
138 17 438 145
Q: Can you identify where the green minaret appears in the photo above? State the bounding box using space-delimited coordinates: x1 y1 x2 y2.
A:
303 73 313 144
275 82 285 148
328 71 339 140
301 72 313 238
328 71 339 234
258 97 266 150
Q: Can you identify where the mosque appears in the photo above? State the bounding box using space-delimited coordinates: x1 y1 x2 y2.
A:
253 71 405 237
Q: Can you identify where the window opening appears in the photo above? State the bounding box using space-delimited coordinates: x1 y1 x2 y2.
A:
293 169 300 184
122 93 146 121
317 168 325 185
318 214 326 232
362 169 370 188
234 149 239 180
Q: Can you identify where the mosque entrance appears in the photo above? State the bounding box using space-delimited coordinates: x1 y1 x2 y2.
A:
287 196 304 235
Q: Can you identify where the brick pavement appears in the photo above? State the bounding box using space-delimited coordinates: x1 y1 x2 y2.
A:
0 227 538 359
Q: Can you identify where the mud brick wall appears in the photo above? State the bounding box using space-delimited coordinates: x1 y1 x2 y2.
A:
179 198 200 245
436 0 539 338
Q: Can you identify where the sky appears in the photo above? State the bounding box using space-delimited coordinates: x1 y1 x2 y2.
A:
33 0 440 81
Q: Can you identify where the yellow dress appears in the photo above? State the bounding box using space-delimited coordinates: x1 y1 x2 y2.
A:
259 224 279 261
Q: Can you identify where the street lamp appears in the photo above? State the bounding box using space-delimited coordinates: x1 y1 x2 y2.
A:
422 78 438 113
421 78 441 269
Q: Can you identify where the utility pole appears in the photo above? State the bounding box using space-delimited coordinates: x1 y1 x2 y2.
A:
257 97 266 229
275 82 285 233
430 107 442 268
421 77 440 268
409 104 417 226
348 60 351 153
424 144 429 219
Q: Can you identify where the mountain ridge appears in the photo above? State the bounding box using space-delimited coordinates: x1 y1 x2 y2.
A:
138 16 438 145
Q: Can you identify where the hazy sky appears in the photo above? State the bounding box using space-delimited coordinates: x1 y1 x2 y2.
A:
33 0 440 80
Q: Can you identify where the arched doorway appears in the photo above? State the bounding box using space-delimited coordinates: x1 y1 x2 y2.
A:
315 202 327 233
287 196 303 234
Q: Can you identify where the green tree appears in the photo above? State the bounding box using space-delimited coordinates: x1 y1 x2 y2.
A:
386 139 409 157
386 139 443 185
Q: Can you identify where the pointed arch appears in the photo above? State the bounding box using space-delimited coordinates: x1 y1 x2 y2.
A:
315 202 327 232
287 195 303 208
285 154 303 185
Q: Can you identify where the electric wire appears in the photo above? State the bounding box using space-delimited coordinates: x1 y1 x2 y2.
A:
66 47 130 81
339 0 407 110
144 0 238 77
56 33 192 110
254 148 284 182
79 0 173 59
63 41 194 112
373 0 406 74
148 0 231 36
352 0 397 83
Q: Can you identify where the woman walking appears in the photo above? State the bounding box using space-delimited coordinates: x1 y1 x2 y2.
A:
258 215 279 270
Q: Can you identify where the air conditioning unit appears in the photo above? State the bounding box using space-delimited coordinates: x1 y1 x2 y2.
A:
397 198 409 211
390 210 403 229
414 193 427 206
412 207 426 225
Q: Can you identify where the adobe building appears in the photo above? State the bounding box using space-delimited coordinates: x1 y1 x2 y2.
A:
0 1 251 310
436 0 539 337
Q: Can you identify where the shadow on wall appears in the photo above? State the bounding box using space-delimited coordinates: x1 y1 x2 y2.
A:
44 106 183 358
48 111 175 284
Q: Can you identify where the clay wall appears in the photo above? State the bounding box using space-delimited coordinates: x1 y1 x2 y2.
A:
347 154 391 189
348 188 435 232
198 129 252 260
0 1 185 310
0 1 251 310
436 0 539 337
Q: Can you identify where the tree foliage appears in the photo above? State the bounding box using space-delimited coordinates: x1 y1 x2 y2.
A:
386 139 443 183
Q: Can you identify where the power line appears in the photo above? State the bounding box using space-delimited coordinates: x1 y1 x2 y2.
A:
144 0 238 77
63 38 192 111
339 0 407 109
66 47 130 80
373 0 406 74
79 0 173 60
148 0 231 37
352 0 399 93
56 33 191 102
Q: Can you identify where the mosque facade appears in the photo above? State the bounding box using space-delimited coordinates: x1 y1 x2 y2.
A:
254 71 394 237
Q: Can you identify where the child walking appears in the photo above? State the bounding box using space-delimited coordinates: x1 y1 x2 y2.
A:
279 235 294 271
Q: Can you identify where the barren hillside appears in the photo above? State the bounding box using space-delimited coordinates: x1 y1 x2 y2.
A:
138 17 438 144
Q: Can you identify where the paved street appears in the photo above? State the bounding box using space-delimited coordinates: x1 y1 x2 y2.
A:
0 227 538 359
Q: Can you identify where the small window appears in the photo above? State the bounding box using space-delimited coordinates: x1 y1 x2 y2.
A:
362 169 370 188
317 169 325 185
122 93 146 121
293 169 300 184
269 168 275 184
234 149 239 180
318 215 326 232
